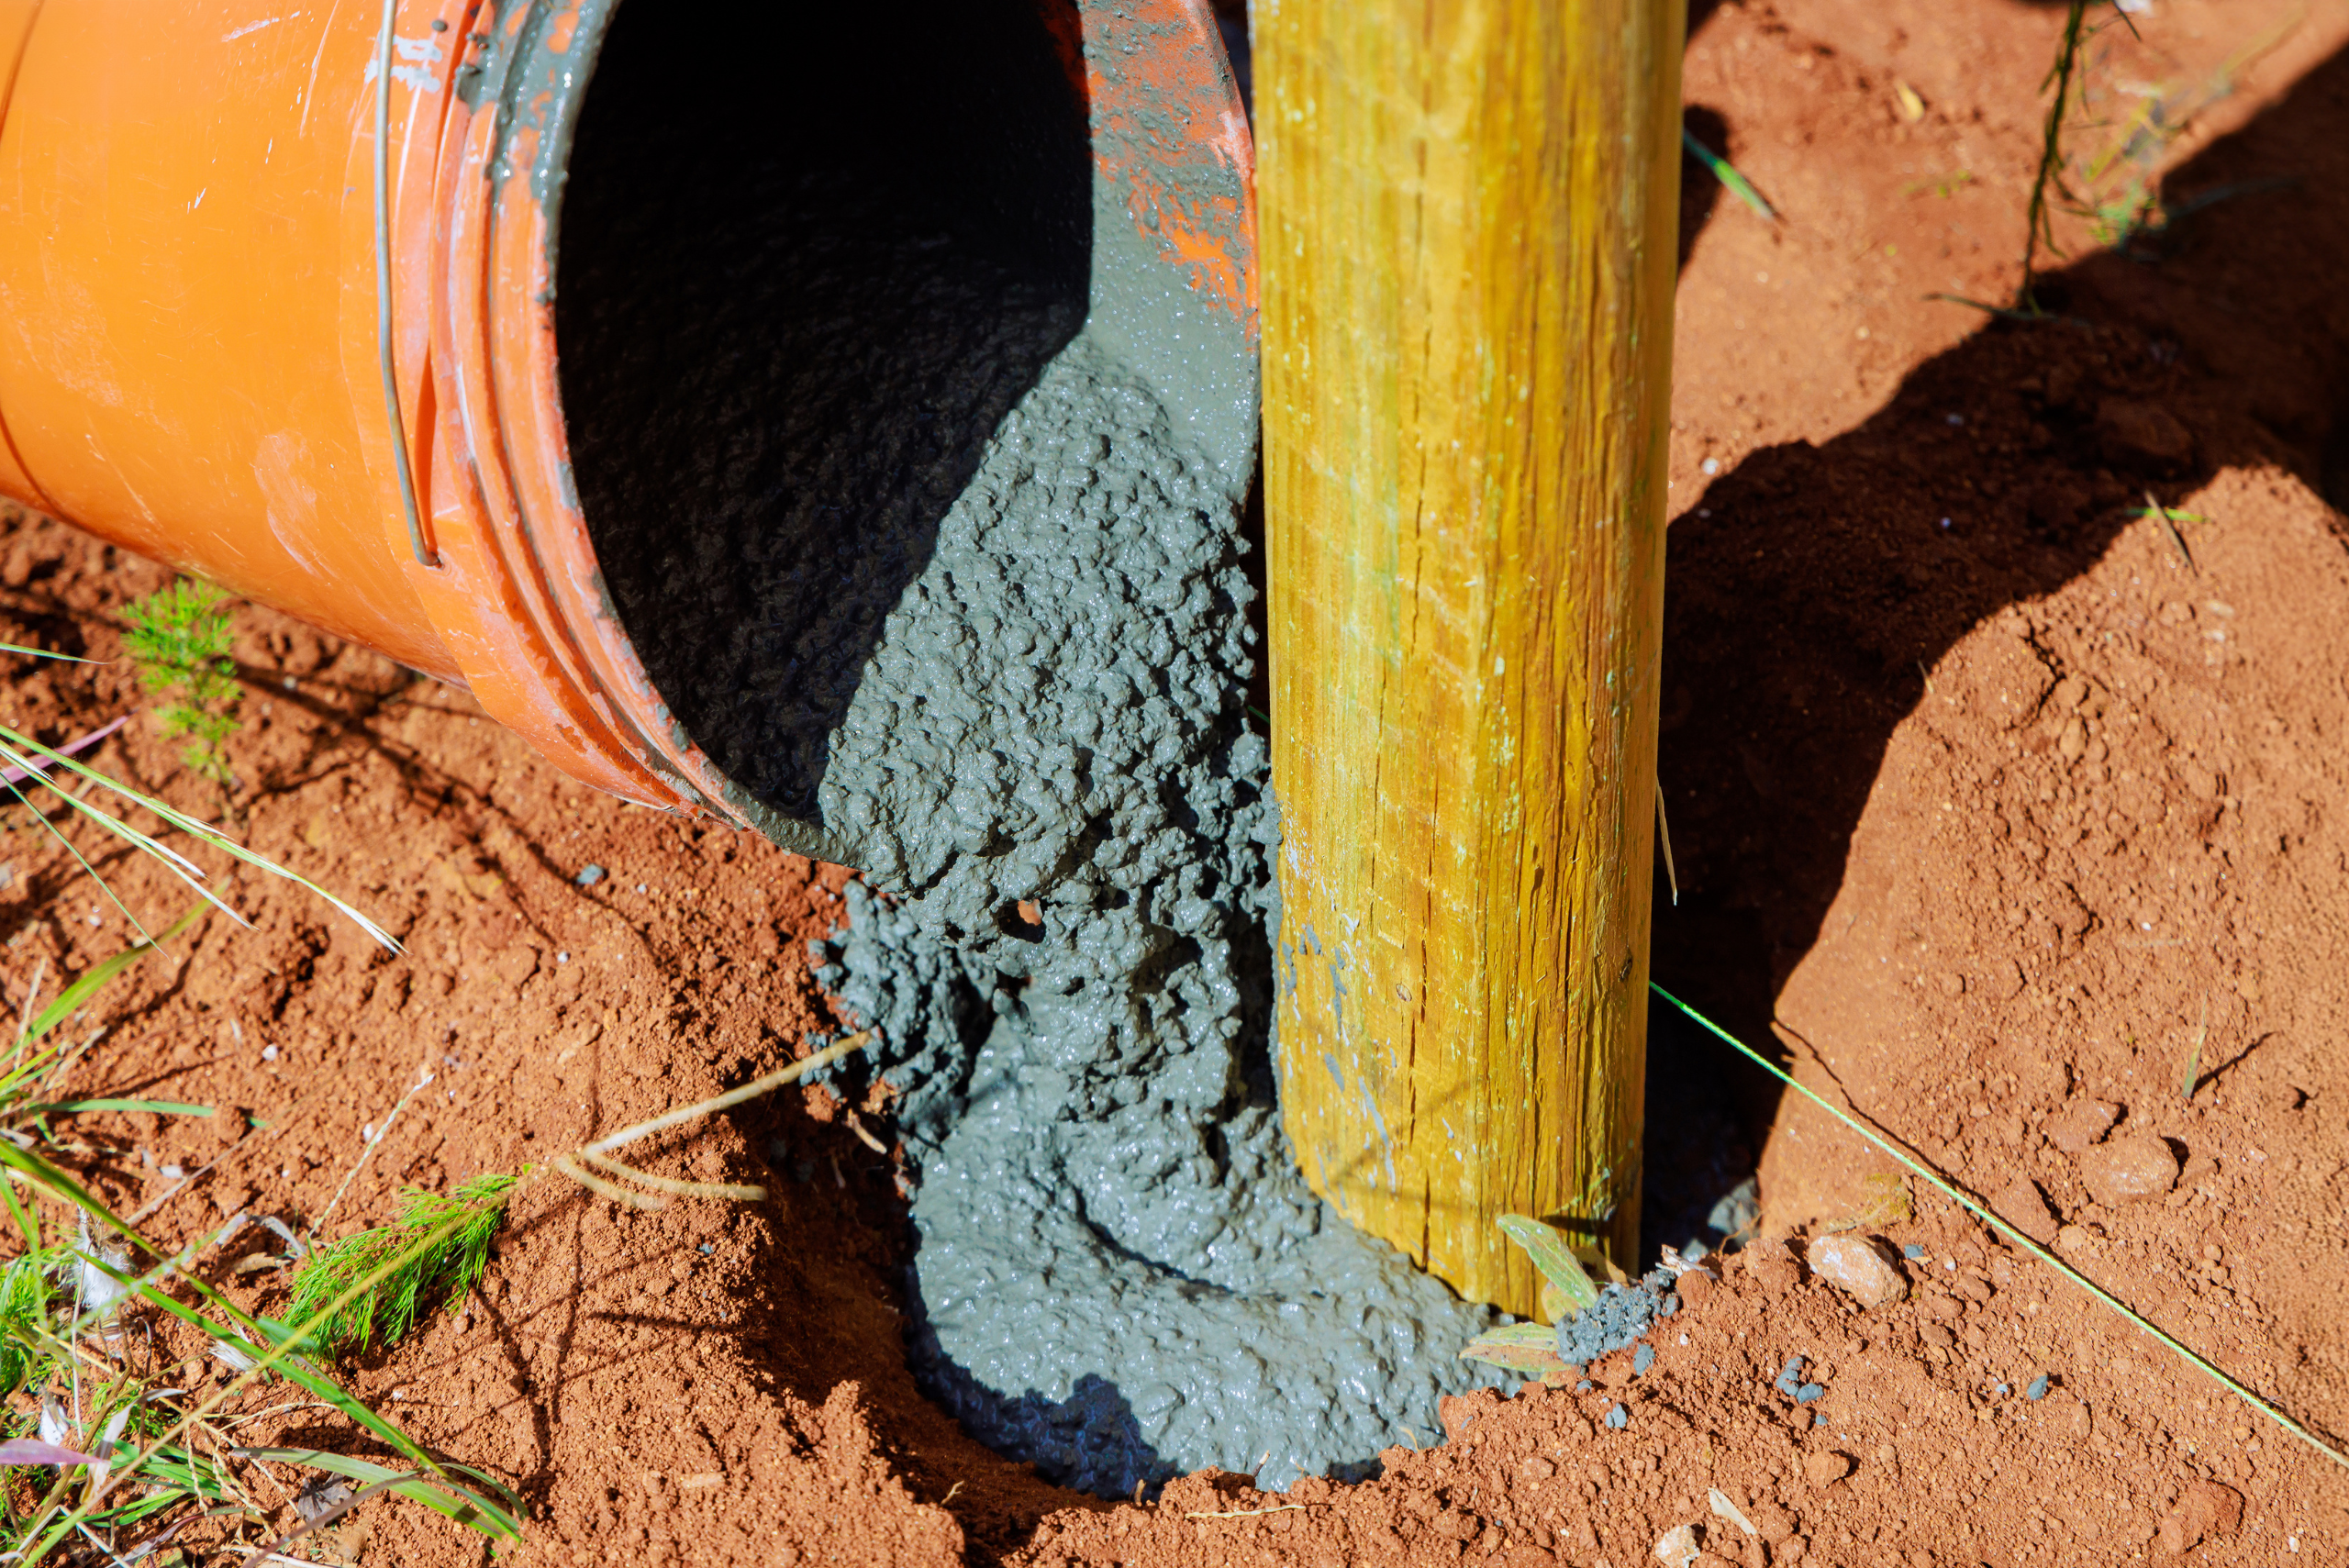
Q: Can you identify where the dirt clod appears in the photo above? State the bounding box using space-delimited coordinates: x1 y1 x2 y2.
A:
1800 1451 1853 1488
2077 1131 2181 1206
2093 397 2194 472
1735 1501 1793 1547
2154 1478 2244 1553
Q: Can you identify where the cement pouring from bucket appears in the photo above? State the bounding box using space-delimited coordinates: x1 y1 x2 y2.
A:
551 0 1516 1500
0 0 1554 1502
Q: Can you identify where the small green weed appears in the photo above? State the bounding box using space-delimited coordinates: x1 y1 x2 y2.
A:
2017 0 2099 311
121 578 243 787
2018 6 2299 308
288 1173 521 1357
1460 1214 1603 1379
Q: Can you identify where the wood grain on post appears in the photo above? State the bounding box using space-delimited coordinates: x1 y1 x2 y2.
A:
1255 0 1683 1317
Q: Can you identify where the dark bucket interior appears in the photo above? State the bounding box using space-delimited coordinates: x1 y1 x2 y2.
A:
556 0 1092 828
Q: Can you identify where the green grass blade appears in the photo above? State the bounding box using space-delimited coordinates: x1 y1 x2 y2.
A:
0 642 98 663
27 1097 212 1117
1682 127 1776 220
1 1174 39 1251
233 1446 524 1536
0 756 180 951
1497 1214 1600 1312
1651 982 2348 1472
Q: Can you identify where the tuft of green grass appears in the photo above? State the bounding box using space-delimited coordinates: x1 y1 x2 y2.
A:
288 1173 521 1357
0 1252 48 1397
120 577 243 787
0 628 513 1561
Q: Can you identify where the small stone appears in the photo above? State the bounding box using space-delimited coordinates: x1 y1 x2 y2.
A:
2044 1097 2119 1152
1634 1343 1657 1375
2078 1131 2179 1205
1653 1523 1700 1567
2094 397 2193 472
1804 1233 1909 1307
2054 1223 2099 1256
573 863 607 887
1992 1175 2059 1244
2026 1373 2050 1401
1801 1451 1852 1488
1794 1384 1826 1404
2155 1479 2244 1553
1605 1404 1629 1429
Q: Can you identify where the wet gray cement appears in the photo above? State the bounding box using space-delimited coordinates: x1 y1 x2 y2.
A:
806 334 1522 1496
551 0 1688 1502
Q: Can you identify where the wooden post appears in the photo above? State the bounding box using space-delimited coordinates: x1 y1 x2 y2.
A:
1256 0 1684 1317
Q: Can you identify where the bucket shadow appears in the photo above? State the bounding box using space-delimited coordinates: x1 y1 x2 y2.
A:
1647 41 2349 1199
558 0 1092 826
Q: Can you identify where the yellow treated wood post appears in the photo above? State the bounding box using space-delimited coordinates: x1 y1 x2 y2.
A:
1256 0 1683 1316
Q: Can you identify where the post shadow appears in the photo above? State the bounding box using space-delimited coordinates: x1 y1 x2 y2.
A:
1644 39 2349 1232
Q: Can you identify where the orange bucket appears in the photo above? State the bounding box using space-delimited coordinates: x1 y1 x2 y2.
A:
0 0 1254 853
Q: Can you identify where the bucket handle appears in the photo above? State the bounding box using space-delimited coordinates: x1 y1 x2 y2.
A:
373 0 439 570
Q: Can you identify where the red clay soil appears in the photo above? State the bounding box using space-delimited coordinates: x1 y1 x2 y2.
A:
6 0 2349 1562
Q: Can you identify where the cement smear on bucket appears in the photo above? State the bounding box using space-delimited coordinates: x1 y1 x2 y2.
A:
809 336 1513 1498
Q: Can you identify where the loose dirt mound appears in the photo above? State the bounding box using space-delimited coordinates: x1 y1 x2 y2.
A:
4 0 2347 1562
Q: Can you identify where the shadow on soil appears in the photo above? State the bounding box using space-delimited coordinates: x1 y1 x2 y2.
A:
1646 42 2349 1195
